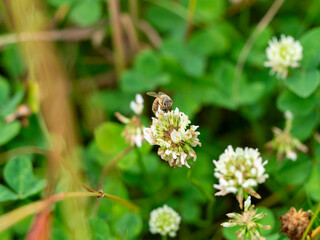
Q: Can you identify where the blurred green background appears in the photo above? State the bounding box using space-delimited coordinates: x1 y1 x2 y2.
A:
0 0 320 239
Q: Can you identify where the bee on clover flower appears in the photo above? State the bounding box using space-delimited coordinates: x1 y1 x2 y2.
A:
143 92 201 168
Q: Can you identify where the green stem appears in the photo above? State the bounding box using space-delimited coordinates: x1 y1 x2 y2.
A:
302 202 320 240
233 0 285 104
187 168 215 202
162 235 168 240
135 147 146 174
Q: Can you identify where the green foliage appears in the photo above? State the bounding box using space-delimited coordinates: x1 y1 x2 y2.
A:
3 156 45 200
306 164 320 202
300 28 320 69
0 0 320 239
114 213 142 239
0 121 21 147
69 0 102 27
94 122 127 154
90 217 110 240
285 70 320 98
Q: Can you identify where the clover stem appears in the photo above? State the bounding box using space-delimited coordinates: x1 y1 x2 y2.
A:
303 202 320 240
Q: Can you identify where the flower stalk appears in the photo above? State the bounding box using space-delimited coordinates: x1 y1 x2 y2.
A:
266 111 307 161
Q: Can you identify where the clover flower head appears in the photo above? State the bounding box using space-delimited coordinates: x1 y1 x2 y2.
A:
115 94 145 147
222 196 271 240
149 204 181 237
280 207 312 240
266 111 307 161
264 34 303 79
130 93 144 115
213 146 269 208
143 107 201 168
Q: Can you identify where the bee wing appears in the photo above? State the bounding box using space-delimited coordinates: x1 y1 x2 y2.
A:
158 92 170 98
147 92 159 98
158 92 168 97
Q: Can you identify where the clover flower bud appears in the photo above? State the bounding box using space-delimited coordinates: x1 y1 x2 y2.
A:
115 94 145 147
149 204 181 238
264 35 303 79
213 146 269 208
130 94 144 115
143 108 201 168
266 112 307 161
222 197 271 240
280 207 312 240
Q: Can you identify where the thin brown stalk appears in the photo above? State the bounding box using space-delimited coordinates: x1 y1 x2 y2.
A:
0 26 102 50
185 0 197 40
0 191 138 233
138 20 162 48
121 14 140 54
233 0 285 104
0 146 49 165
91 146 134 216
98 146 134 187
129 0 139 24
108 0 125 76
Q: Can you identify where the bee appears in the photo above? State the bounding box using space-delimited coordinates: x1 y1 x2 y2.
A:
147 92 173 115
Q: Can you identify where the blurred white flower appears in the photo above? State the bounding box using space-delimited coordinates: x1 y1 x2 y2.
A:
149 204 181 238
264 35 303 79
284 111 293 121
144 108 201 168
115 93 145 147
213 146 269 208
266 111 307 161
130 93 144 115
222 196 271 240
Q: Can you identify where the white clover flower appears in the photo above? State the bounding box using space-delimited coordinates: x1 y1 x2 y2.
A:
213 146 269 208
115 93 145 148
264 34 303 79
149 204 181 237
130 93 144 115
222 197 271 240
284 111 293 121
170 129 182 143
143 108 201 168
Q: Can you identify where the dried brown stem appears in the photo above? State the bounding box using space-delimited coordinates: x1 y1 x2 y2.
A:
108 0 125 76
0 146 49 165
121 14 140 54
0 191 138 233
98 146 134 187
138 20 162 48
185 0 197 40
0 26 102 49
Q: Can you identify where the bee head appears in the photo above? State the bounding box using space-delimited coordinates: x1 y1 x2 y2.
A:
163 98 173 111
